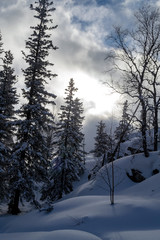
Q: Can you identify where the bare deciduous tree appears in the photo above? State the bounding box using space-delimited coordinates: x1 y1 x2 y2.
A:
106 5 160 156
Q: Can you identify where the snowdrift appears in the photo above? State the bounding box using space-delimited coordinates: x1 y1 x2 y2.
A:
1 152 160 240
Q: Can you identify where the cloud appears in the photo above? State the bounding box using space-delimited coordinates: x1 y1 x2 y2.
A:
0 0 159 149
0 1 33 73
0 0 19 8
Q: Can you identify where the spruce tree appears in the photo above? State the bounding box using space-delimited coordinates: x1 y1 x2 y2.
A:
115 100 131 142
93 120 108 158
0 49 18 202
43 124 56 162
8 0 57 214
0 36 6 202
114 100 132 158
41 79 85 202
70 97 85 174
0 31 3 58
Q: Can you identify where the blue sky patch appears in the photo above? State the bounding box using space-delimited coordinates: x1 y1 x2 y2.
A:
96 0 112 6
72 0 93 6
71 16 91 31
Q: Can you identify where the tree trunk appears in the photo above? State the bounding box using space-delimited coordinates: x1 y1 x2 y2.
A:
154 106 158 151
110 159 114 205
141 102 149 157
58 166 65 199
8 189 21 215
102 153 106 167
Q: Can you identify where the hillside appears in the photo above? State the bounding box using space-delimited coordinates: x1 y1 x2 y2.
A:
1 152 160 240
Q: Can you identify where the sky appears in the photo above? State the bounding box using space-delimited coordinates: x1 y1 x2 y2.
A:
0 0 159 151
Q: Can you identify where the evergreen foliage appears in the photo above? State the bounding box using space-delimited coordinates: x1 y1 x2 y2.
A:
41 79 85 202
0 32 3 57
43 124 56 162
115 100 131 142
0 48 18 202
0 34 5 201
8 0 57 214
114 100 132 158
93 120 108 158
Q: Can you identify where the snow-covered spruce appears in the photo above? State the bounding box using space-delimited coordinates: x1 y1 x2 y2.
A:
93 120 110 159
0 47 19 202
41 78 85 202
8 0 57 215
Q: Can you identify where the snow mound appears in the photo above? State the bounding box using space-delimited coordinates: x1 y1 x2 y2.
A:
107 230 160 240
1 152 160 240
123 171 160 197
0 230 102 240
75 151 160 196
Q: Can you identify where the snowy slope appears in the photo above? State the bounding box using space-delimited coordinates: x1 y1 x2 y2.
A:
1 152 160 240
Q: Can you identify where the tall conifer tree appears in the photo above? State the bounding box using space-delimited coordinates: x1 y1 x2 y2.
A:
115 100 131 142
41 79 85 202
0 39 18 202
8 0 57 214
0 34 6 202
93 120 108 158
114 100 132 158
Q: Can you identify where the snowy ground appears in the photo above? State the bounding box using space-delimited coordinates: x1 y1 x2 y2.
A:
1 152 160 240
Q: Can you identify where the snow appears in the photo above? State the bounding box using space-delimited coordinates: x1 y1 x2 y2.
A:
0 230 102 240
1 152 160 240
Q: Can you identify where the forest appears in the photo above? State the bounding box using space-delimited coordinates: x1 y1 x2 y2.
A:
1 0 160 221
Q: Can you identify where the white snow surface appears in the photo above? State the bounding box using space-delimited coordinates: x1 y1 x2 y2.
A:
1 152 160 240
